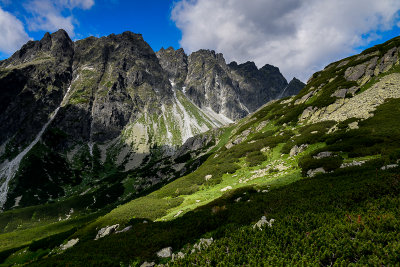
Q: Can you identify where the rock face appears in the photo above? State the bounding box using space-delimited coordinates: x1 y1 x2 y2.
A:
185 50 244 120
0 29 74 148
280 78 306 98
56 31 174 145
0 31 226 209
229 62 289 113
156 47 188 87
0 30 303 211
156 48 304 120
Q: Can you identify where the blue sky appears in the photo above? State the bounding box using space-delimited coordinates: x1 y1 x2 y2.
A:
0 0 181 57
1 0 400 81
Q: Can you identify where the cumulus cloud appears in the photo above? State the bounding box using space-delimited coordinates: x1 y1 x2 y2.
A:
0 7 30 54
172 0 400 81
24 0 94 37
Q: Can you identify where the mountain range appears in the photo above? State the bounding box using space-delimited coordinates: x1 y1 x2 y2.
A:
0 30 399 266
0 30 303 211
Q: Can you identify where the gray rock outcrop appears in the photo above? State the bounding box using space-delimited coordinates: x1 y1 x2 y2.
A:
313 151 333 159
60 238 79 250
289 144 308 157
156 47 188 87
157 247 173 258
156 48 305 121
307 167 326 177
95 224 119 240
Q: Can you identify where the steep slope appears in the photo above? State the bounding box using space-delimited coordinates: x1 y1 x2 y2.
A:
156 47 305 121
156 47 187 87
0 29 74 153
0 31 228 211
0 29 303 212
279 77 306 98
10 35 400 266
228 61 288 112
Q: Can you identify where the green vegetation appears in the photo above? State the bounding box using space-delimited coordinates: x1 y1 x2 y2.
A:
1 35 400 267
298 154 343 176
281 120 335 154
26 158 400 266
69 69 97 104
0 213 97 252
323 98 400 159
174 164 400 266
245 150 266 167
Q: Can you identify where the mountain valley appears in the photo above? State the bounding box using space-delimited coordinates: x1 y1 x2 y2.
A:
0 30 399 266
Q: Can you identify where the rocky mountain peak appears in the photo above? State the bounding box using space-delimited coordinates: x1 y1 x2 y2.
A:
1 29 74 68
279 77 306 98
156 47 304 120
190 49 226 66
230 61 258 72
156 46 188 87
260 64 284 77
48 29 74 61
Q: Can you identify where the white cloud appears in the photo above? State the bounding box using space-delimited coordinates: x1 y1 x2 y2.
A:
62 0 94 9
25 0 95 37
172 0 400 81
0 7 30 54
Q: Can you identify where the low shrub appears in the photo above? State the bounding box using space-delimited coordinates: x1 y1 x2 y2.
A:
246 151 267 167
298 155 343 176
29 228 77 251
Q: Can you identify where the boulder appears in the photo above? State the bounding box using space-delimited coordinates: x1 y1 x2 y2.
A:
347 86 359 95
95 224 119 240
260 146 270 153
157 247 173 258
174 210 183 217
295 91 314 105
313 151 333 159
348 121 359 130
300 106 317 120
60 238 79 250
345 63 367 81
193 238 213 251
220 186 232 192
289 144 308 156
115 225 132 234
253 216 275 230
375 47 398 74
307 167 326 177
381 164 398 170
331 88 348 98
340 161 365 168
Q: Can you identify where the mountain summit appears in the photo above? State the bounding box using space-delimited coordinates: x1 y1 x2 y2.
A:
0 30 302 210
157 47 302 120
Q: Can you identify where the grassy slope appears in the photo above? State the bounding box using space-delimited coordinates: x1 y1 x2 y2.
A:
30 92 399 266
